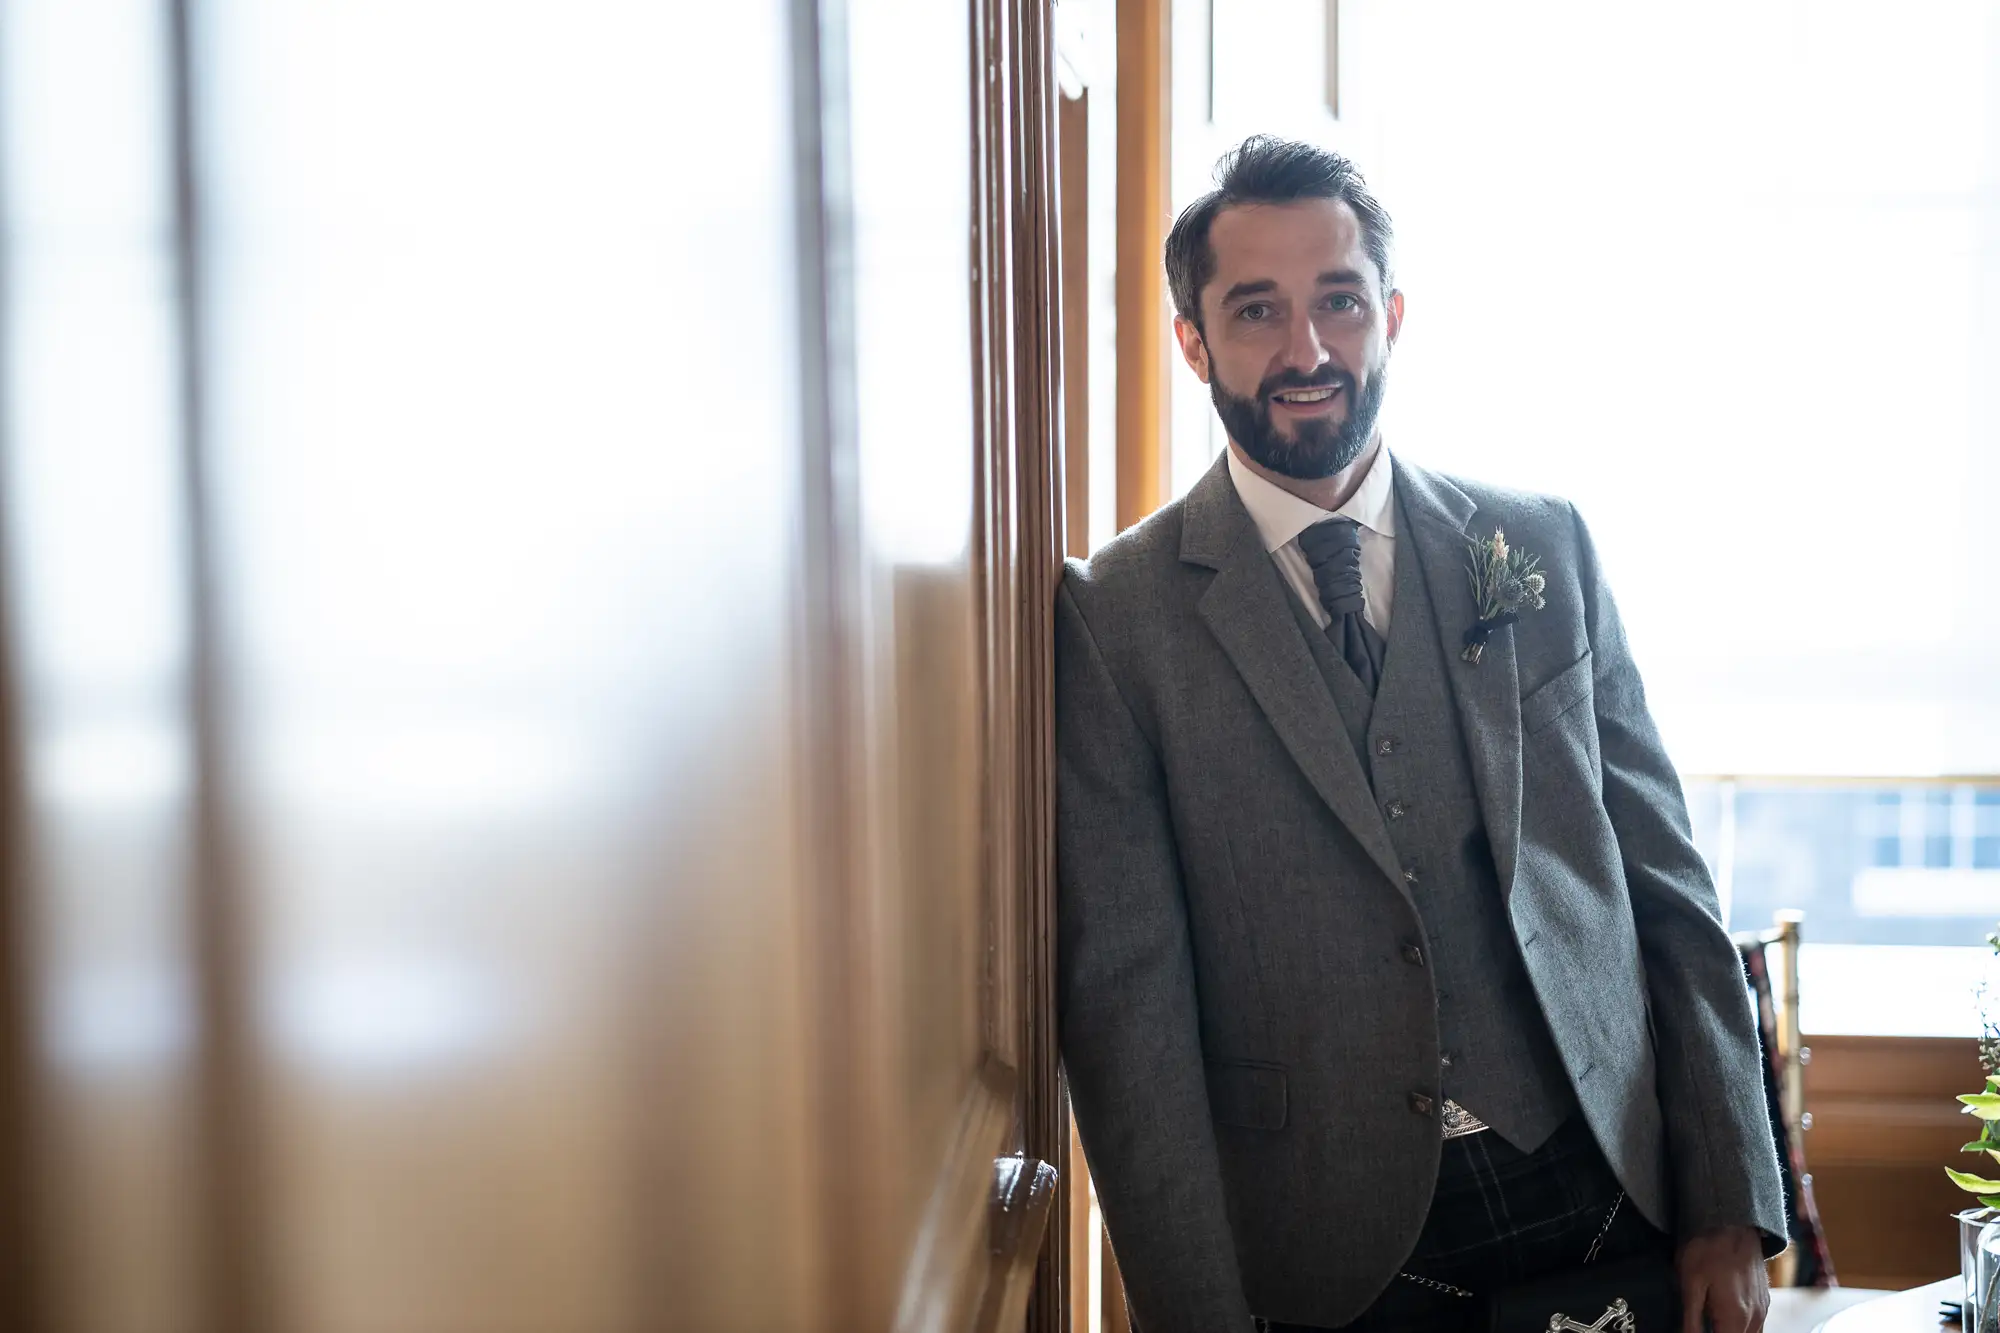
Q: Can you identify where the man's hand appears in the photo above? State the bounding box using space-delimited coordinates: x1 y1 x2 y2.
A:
1677 1226 1769 1333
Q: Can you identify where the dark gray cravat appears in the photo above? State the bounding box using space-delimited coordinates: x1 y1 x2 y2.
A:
1297 517 1386 694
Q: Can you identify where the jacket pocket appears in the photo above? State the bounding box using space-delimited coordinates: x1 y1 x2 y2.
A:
1204 1059 1288 1130
1520 650 1594 735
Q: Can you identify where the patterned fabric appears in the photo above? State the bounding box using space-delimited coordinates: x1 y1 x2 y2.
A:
1256 1119 1672 1333
1355 490 1582 1152
1739 943 1837 1286
1055 453 1788 1333
1298 516 1387 692
1282 499 1584 1155
1440 1099 1489 1140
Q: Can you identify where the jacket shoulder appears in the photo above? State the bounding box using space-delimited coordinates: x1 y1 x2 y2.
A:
1060 494 1190 610
1429 467 1578 534
1402 464 1587 570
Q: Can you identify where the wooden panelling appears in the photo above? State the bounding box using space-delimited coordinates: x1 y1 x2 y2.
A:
1809 1098 1974 1168
0 508 40 1333
1812 1167 1974 1291
0 3 1066 1331
1115 0 1171 530
1059 87 1092 561
1806 1036 1983 1098
979 0 1069 1326
1803 1034 1983 1289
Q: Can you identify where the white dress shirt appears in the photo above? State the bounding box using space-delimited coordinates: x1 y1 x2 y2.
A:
1225 443 1398 636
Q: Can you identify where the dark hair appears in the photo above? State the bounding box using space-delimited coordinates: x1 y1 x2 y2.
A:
1165 135 1395 333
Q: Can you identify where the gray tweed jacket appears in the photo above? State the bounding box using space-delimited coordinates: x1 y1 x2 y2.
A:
1055 453 1786 1333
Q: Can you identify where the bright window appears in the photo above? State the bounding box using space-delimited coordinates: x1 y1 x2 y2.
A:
1690 781 2000 946
1177 0 2000 779
1183 2 2000 1027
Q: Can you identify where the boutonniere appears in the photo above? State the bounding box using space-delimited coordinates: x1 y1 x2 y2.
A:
1461 527 1546 665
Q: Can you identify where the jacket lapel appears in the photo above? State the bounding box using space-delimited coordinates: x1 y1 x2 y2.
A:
1181 455 1406 894
1395 459 1524 898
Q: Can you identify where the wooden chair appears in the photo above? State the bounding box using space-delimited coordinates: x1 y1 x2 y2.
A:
1735 911 1895 1331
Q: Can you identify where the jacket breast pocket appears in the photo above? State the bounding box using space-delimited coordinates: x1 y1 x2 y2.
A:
1520 650 1594 736
1205 1059 1288 1130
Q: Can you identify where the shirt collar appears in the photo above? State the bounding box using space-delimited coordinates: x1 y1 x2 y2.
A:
1225 441 1398 555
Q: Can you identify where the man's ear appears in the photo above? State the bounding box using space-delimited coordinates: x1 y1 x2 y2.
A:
1172 315 1211 383
1385 289 1406 347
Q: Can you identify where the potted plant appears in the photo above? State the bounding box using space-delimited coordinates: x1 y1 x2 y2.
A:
1948 926 2000 1329
1950 1074 2000 1205
1952 1113 2000 1333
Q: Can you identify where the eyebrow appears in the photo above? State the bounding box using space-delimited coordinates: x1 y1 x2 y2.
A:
1218 270 1370 306
1218 279 1276 306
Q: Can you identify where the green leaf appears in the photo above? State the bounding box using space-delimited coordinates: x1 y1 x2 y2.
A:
1981 1196 2000 1210
1960 1094 2000 1119
1947 1167 2000 1192
1964 1141 1991 1153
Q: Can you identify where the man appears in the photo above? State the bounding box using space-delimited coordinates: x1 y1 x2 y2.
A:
1055 135 1786 1333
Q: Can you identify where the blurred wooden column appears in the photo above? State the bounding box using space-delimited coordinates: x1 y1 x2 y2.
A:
1054 1 1173 1326
1059 81 1092 562
993 0 1069 1327
1054 30 1095 1333
1115 0 1172 530
0 1 1068 1330
0 580 39 1333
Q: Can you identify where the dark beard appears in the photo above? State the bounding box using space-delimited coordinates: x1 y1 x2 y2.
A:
1209 359 1387 481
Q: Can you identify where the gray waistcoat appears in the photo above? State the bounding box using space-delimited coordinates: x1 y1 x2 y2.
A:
1286 502 1575 1152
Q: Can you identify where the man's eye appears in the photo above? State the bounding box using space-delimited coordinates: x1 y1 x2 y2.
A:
1324 294 1362 313
1237 303 1272 321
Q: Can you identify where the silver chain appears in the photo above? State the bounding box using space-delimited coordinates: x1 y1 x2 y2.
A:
1398 1270 1478 1299
1396 1191 1627 1300
1583 1192 1625 1265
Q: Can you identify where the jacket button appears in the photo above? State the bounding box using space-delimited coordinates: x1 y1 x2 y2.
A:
1410 1093 1435 1116
1385 800 1407 819
1440 1051 1455 1070
1377 737 1397 756
1401 944 1424 967
1402 867 1419 885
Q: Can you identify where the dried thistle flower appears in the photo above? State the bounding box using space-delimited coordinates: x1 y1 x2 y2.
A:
1461 527 1549 663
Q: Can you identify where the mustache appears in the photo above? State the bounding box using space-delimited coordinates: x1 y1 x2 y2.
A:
1260 367 1356 399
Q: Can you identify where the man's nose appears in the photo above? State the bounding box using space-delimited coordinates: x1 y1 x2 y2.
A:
1280 311 1331 373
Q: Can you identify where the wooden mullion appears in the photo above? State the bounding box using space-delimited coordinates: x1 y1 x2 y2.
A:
1114 0 1171 531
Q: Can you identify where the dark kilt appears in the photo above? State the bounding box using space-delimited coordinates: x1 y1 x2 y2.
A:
1257 1117 1672 1333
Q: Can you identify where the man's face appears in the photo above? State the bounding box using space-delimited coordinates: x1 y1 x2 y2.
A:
1173 198 1403 481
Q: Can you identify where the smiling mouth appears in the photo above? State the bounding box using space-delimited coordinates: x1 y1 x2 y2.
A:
1270 385 1344 409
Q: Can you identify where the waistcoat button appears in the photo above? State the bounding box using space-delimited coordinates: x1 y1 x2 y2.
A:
1401 943 1424 967
1409 1092 1435 1116
1377 738 1397 756
1385 799 1407 819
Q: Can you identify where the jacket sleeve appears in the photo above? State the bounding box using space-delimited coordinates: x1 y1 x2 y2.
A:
1055 572 1256 1333
1568 503 1790 1254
